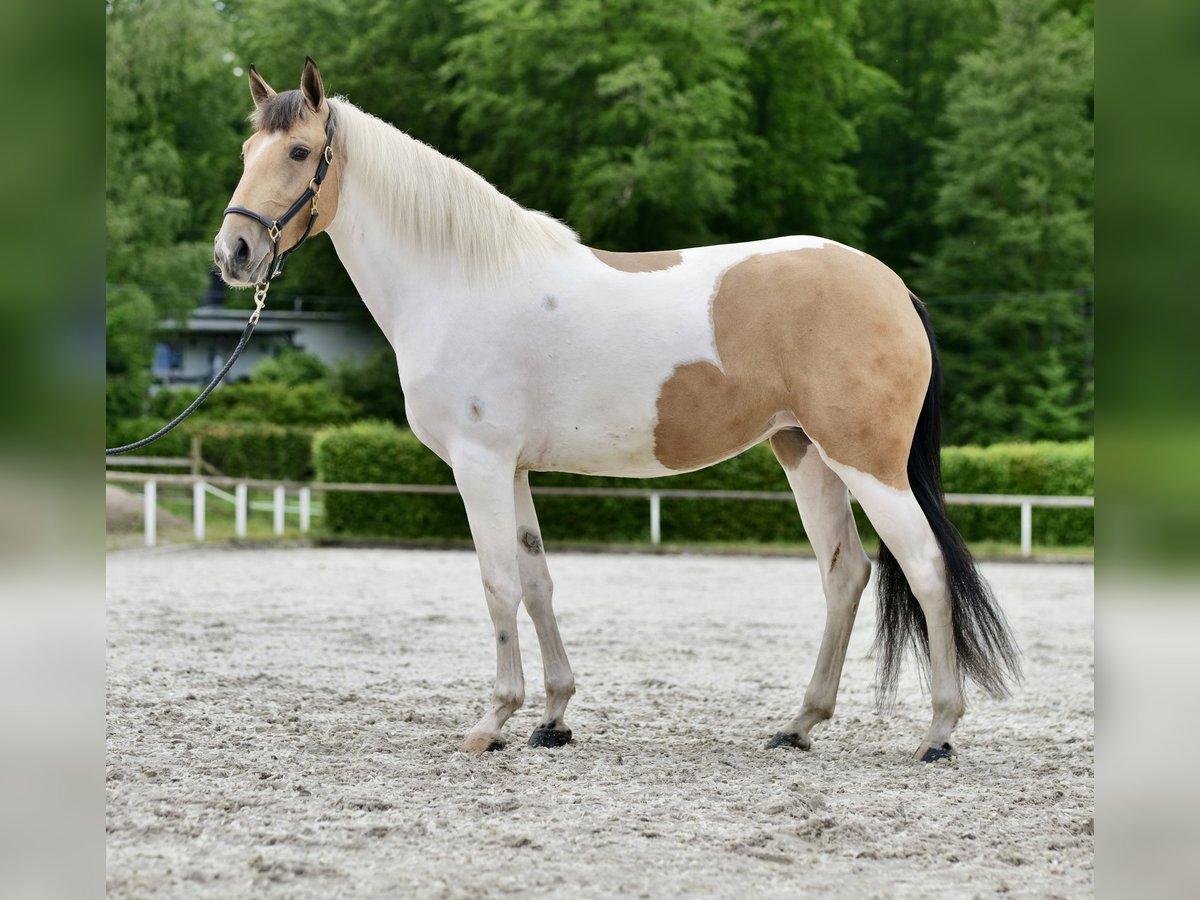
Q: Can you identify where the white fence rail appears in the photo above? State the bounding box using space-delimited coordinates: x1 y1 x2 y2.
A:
106 468 1093 557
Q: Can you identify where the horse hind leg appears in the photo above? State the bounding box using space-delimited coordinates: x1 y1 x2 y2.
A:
765 429 871 751
830 463 968 760
513 472 576 748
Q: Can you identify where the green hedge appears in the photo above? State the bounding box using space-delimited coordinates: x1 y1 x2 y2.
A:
187 421 316 480
105 418 315 480
106 416 190 457
941 441 1094 546
150 381 359 427
314 424 1093 547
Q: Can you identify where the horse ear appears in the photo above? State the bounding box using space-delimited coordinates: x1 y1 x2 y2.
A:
248 64 276 109
301 56 325 113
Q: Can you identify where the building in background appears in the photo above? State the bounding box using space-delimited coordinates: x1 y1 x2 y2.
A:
152 276 379 388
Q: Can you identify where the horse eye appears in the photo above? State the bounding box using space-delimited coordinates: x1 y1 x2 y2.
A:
290 147 311 161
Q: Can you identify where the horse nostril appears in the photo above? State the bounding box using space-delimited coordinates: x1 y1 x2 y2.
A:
234 237 249 265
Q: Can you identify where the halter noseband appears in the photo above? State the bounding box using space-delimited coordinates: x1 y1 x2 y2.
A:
223 108 337 289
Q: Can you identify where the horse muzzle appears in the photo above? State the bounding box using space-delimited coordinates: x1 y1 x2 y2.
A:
213 228 271 287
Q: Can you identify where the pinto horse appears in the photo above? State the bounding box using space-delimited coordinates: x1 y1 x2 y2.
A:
213 59 1020 761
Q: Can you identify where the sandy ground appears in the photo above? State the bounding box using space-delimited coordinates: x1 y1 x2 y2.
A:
106 547 1093 898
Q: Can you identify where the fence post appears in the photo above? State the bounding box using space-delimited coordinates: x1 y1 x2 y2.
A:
649 492 661 545
144 480 157 548
1020 501 1033 558
190 435 202 476
235 483 248 539
193 481 206 542
274 485 286 535
299 487 311 533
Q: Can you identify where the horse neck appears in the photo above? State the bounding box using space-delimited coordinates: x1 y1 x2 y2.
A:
324 168 442 345
323 101 576 339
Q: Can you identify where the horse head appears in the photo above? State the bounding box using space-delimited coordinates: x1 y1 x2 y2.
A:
213 57 341 287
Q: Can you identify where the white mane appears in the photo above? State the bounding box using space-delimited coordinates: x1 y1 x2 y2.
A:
328 98 578 280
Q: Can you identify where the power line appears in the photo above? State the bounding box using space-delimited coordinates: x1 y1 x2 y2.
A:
924 287 1093 305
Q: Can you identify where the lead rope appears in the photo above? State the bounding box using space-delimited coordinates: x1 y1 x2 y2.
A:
104 282 270 456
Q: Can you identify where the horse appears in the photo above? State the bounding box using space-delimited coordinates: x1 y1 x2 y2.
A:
213 58 1020 761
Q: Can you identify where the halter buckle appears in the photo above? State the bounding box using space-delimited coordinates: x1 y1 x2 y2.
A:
323 145 334 165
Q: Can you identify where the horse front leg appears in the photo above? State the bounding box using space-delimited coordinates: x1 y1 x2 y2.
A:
454 450 526 753
513 472 576 747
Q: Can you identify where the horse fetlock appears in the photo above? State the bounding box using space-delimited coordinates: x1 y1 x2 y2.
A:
546 675 576 701
492 687 525 714
800 701 835 726
931 695 965 728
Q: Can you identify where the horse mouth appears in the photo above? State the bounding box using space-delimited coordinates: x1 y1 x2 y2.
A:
216 248 271 288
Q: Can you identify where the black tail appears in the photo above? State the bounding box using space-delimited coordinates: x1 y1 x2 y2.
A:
874 293 1022 704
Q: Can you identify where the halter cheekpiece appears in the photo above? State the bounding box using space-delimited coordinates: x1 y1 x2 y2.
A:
223 107 337 290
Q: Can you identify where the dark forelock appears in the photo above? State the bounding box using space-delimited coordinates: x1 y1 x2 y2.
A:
251 90 309 132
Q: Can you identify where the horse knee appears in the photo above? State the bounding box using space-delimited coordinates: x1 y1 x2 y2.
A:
803 700 835 723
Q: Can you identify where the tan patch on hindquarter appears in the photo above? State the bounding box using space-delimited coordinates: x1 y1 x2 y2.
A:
655 246 931 488
590 248 683 273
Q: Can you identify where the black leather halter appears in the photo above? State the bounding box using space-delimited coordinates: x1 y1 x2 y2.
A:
223 108 337 283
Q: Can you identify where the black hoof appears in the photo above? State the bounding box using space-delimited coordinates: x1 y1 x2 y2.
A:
765 731 811 751
920 742 955 763
528 727 573 748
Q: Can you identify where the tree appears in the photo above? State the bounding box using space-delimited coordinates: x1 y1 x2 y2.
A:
726 0 892 247
853 0 995 274
442 0 750 250
106 0 243 416
919 0 1093 444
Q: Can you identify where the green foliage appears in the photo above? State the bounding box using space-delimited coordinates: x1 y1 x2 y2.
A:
443 0 751 249
105 287 158 418
314 422 465 538
941 440 1093 545
315 425 1093 547
920 0 1094 445
187 421 316 480
728 0 892 246
106 0 242 300
854 0 995 272
150 382 360 428
105 417 315 480
106 415 190 458
250 346 330 386
333 348 407 425
106 0 244 416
